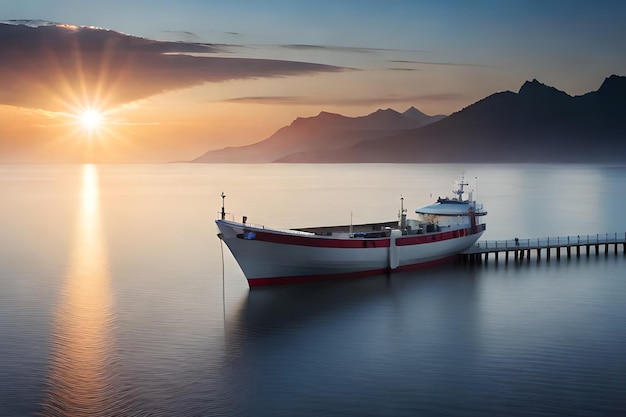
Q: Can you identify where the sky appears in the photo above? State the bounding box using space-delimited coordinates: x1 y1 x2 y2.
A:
1 0 625 162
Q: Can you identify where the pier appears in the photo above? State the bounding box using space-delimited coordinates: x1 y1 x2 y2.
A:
461 232 626 264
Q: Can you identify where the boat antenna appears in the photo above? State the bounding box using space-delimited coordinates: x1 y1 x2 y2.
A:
474 176 478 201
220 192 226 220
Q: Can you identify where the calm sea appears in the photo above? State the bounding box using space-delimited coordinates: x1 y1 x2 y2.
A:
1 163 625 416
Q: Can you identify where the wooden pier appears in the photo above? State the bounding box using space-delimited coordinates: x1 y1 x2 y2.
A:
460 232 626 264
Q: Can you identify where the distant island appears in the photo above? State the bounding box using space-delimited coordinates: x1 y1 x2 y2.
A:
191 75 626 163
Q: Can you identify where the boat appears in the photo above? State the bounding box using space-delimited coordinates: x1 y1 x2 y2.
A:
216 177 486 287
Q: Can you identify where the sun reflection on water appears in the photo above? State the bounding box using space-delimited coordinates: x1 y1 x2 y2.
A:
41 164 123 416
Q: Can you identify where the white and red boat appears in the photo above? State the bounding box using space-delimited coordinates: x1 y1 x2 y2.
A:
216 178 486 287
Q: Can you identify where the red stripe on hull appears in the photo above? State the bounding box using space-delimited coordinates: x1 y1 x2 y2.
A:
253 230 390 248
396 228 471 246
250 223 485 249
246 255 460 287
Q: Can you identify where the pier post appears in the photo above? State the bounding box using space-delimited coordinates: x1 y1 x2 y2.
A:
468 232 626 270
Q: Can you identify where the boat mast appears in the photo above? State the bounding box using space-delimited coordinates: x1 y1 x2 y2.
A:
220 192 226 220
453 175 469 202
399 195 407 231
349 212 353 237
474 176 478 201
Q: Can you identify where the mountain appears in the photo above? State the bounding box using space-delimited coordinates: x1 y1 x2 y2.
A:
403 106 446 124
276 75 626 163
191 108 444 163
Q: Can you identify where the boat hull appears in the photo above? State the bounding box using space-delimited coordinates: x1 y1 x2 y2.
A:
216 220 484 286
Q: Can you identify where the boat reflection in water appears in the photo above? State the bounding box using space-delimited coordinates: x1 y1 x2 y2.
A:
223 266 482 417
41 165 126 417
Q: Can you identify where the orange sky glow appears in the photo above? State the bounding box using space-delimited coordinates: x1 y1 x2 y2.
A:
1 1 625 163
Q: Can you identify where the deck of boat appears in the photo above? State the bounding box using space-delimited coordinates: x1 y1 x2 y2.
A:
293 221 399 236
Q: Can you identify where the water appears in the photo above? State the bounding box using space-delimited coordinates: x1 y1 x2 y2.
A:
1 163 625 416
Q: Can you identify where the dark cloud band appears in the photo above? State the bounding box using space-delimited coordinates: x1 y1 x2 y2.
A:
0 23 345 111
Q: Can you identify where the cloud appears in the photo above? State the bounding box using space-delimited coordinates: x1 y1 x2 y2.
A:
389 60 487 67
1 19 60 27
388 68 423 72
282 44 383 54
223 96 306 104
281 44 428 54
222 93 465 107
0 23 346 112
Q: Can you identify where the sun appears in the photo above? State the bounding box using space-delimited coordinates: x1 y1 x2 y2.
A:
80 109 104 131
62 104 119 144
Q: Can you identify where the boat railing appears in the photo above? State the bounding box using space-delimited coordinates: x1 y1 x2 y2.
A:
473 232 626 250
218 217 322 236
243 222 266 230
274 228 316 236
243 222 317 236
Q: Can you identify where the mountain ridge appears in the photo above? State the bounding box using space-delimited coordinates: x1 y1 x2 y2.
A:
192 107 444 163
192 75 626 163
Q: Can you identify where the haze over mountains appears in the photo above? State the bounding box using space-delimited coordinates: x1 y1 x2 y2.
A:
192 107 445 163
192 75 626 163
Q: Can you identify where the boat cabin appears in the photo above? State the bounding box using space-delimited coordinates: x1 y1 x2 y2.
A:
292 196 485 239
